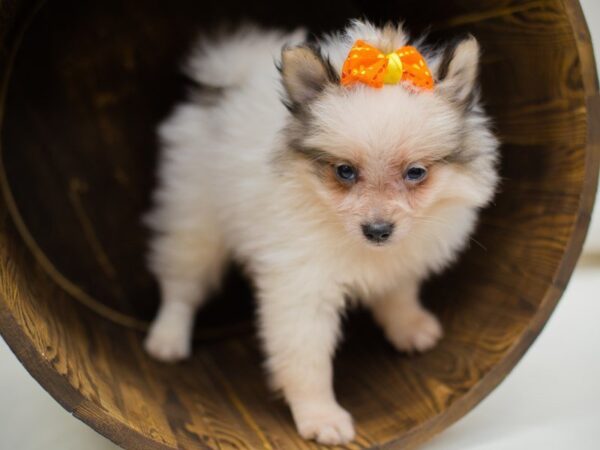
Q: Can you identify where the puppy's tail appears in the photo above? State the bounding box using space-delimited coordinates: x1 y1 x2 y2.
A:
183 25 307 89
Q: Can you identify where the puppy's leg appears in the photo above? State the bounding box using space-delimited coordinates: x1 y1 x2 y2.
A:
258 275 354 445
371 280 442 353
144 225 226 363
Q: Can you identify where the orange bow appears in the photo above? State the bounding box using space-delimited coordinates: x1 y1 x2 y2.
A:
341 40 434 90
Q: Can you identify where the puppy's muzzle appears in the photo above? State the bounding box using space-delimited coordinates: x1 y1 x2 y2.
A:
361 221 394 243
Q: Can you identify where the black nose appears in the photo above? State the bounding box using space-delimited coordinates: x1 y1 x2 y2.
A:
362 221 394 243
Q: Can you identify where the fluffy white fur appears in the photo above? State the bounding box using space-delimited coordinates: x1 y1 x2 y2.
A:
144 21 499 445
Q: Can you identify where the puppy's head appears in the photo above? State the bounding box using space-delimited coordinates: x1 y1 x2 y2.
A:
278 28 498 247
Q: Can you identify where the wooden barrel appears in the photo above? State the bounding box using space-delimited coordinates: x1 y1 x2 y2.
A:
0 0 598 448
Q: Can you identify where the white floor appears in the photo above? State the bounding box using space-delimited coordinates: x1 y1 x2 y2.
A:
0 339 119 450
1 262 598 450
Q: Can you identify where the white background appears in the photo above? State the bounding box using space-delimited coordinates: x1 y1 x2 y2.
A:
1 2 599 449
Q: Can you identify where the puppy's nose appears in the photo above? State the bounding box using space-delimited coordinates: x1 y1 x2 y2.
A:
362 221 394 243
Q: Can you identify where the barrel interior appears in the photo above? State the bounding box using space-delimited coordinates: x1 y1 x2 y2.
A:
0 0 592 449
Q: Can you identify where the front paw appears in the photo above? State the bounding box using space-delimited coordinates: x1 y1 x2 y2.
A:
292 402 355 445
387 309 443 353
144 319 192 363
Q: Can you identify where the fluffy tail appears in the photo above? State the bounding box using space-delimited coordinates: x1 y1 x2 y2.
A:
183 26 306 89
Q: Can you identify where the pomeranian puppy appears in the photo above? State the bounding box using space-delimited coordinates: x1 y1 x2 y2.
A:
144 20 499 445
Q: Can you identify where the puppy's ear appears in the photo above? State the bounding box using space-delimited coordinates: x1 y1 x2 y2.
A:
280 45 338 109
437 36 480 107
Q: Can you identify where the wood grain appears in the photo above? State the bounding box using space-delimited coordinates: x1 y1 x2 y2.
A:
0 0 598 449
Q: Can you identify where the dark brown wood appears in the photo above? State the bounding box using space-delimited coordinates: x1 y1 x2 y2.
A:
0 0 598 449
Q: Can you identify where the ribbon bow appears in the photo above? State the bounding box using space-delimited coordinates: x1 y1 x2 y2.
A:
341 40 434 90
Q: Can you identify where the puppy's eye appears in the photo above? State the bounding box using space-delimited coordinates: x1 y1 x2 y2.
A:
335 164 358 183
404 165 427 183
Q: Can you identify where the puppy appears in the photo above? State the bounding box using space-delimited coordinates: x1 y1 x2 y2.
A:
144 20 499 445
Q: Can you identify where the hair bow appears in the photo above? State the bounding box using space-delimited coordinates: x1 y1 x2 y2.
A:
341 40 434 90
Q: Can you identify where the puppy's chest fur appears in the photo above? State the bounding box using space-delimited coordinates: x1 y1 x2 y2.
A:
236 207 467 303
327 251 417 303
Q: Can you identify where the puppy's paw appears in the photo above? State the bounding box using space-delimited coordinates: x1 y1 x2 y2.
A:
144 320 191 363
293 402 355 445
388 309 443 353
